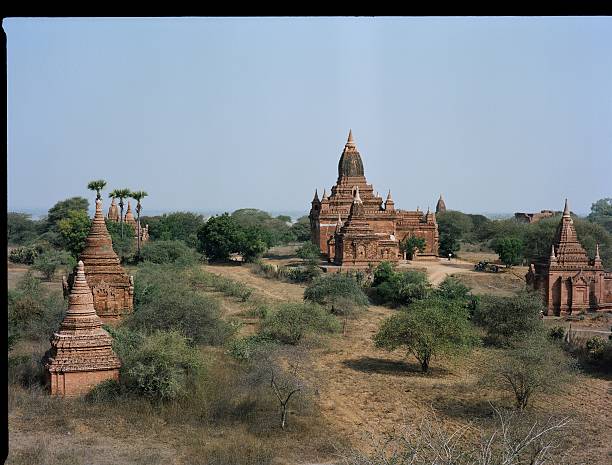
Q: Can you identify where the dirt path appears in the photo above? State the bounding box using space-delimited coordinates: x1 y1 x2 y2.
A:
400 258 475 285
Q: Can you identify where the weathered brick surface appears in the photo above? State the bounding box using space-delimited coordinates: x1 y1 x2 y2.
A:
309 131 439 268
47 261 121 397
526 199 612 315
64 199 133 322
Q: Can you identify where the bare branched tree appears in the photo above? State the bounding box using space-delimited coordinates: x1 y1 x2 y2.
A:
337 405 577 465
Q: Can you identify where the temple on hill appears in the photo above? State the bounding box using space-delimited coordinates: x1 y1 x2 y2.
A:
47 261 121 397
107 199 149 243
64 199 134 322
526 199 612 315
309 131 439 267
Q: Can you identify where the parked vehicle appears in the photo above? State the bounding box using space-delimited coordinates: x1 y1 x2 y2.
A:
474 261 501 273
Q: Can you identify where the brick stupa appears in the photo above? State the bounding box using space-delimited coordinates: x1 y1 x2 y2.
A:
65 199 133 322
47 261 121 397
107 198 120 222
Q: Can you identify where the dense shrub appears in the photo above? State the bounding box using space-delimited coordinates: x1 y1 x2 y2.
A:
371 262 431 307
585 336 606 359
7 212 42 245
231 208 296 246
141 211 206 248
261 302 340 345
9 244 44 265
140 239 201 265
472 291 545 347
8 272 66 341
434 276 472 302
127 263 235 345
295 242 320 261
303 273 369 309
57 210 92 257
290 216 311 242
109 328 203 402
548 326 566 340
31 249 76 280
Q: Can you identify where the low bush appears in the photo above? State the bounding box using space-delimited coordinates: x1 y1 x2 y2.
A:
303 273 369 308
31 249 76 280
548 326 566 341
585 336 606 359
129 263 235 345
295 242 320 261
140 239 201 266
371 262 431 307
9 243 48 265
472 291 545 347
261 302 340 345
8 272 66 342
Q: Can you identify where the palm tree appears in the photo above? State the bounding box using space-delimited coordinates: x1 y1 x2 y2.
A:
87 179 107 200
110 188 132 238
130 190 148 257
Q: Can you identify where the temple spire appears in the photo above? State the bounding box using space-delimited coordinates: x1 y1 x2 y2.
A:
595 243 601 260
353 186 362 204
386 190 393 201
563 198 570 217
312 189 319 202
550 244 557 261
346 129 355 148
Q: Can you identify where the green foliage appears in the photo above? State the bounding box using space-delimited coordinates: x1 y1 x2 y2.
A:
303 273 369 310
481 333 577 410
8 272 66 341
31 249 76 280
261 302 341 345
45 197 89 232
251 261 321 284
585 336 606 359
434 276 472 303
371 262 431 307
105 219 135 263
437 210 480 256
473 291 545 347
226 334 277 361
197 213 270 262
87 179 107 199
400 236 427 260
189 268 254 301
140 240 201 266
374 297 478 372
110 327 203 402
587 198 612 233
492 236 524 267
197 213 245 261
57 210 92 257
231 208 296 246
290 215 311 242
141 212 205 248
296 242 320 261
548 326 566 341
9 244 47 265
7 212 42 245
127 263 235 345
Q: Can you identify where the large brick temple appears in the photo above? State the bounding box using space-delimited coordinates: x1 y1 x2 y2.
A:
309 131 439 268
526 199 612 315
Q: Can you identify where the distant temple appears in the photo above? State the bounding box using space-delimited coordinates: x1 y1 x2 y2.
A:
435 194 446 214
309 131 439 268
107 199 149 243
514 210 555 224
526 199 612 315
64 199 134 322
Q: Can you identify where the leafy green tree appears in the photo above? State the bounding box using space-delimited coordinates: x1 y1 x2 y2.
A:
588 198 612 233
374 297 478 372
481 333 577 410
473 291 545 347
290 216 311 242
400 236 427 260
239 226 270 262
197 213 244 261
46 197 89 232
87 179 107 200
143 212 205 248
434 276 471 303
32 250 76 281
371 262 431 307
437 210 475 252
57 210 92 257
493 236 524 267
231 208 296 246
139 240 201 265
7 213 41 245
105 219 135 263
296 242 320 261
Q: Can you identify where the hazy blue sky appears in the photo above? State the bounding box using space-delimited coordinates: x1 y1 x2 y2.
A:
6 17 612 217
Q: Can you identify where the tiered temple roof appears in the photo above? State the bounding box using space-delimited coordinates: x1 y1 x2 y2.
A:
47 261 121 396
107 198 120 222
65 199 133 321
551 199 590 268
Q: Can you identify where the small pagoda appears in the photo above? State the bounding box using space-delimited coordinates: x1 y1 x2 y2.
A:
64 199 133 322
47 261 121 397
